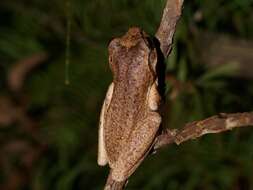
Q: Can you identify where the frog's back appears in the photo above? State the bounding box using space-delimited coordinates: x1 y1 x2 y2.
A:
104 52 154 166
103 26 157 168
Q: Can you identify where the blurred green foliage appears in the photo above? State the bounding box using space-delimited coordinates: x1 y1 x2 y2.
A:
0 0 253 189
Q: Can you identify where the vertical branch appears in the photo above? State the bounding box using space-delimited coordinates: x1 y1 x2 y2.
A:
104 171 127 190
155 0 184 57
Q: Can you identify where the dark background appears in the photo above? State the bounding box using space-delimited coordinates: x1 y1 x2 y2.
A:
0 0 253 189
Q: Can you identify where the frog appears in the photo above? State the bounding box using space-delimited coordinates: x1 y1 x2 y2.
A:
98 27 161 182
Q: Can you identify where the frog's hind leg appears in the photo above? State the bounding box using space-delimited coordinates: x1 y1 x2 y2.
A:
111 112 161 181
98 83 114 166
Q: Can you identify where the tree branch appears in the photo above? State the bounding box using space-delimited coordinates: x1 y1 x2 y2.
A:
154 112 253 150
104 171 127 190
155 0 184 57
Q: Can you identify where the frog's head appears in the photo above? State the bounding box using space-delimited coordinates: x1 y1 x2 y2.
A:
119 27 146 49
108 27 157 76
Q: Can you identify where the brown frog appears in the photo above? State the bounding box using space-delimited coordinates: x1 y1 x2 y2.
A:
98 27 161 182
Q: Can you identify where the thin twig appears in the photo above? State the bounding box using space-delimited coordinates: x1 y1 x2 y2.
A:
154 112 253 150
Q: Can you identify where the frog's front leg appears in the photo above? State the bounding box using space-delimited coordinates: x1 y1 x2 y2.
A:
148 80 161 111
111 111 161 181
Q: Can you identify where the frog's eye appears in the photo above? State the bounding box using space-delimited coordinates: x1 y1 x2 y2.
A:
108 38 120 52
143 37 150 48
109 55 113 63
149 50 157 72
108 39 119 68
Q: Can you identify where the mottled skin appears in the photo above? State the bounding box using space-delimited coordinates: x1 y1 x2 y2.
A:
98 27 161 182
